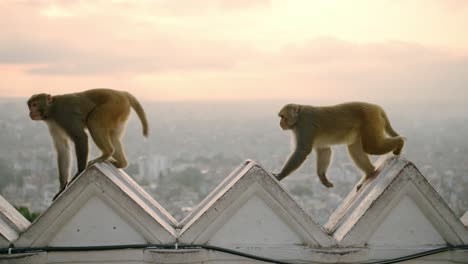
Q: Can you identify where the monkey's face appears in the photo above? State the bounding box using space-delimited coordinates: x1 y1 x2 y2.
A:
27 94 52 120
279 113 290 130
278 104 299 130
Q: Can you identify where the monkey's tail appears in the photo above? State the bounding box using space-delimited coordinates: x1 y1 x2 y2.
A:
126 92 149 137
381 111 399 137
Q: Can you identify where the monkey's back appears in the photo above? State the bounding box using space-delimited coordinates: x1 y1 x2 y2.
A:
301 102 384 146
78 89 130 107
315 102 383 125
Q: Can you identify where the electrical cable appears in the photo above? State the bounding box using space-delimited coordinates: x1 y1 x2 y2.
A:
0 243 466 264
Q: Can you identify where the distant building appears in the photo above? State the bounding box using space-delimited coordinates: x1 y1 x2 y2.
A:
136 154 169 185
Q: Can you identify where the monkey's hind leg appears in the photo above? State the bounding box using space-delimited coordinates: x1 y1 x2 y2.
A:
316 148 334 188
392 136 406 155
89 130 114 166
370 136 405 156
348 140 376 191
362 123 405 156
87 125 115 167
109 125 128 168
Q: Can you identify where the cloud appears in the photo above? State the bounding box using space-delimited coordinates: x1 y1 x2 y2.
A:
0 1 467 103
253 38 468 102
3 35 258 75
1 27 467 103
0 37 77 64
153 0 271 15
393 0 468 12
24 53 236 76
277 38 444 66
13 0 271 17
0 1 261 75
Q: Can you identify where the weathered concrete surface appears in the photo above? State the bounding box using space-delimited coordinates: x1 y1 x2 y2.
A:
1 157 467 263
461 211 468 227
325 156 468 249
178 160 334 249
14 162 177 248
0 195 30 247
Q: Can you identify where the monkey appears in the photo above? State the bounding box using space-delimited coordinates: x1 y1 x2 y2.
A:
27 88 149 200
273 102 405 191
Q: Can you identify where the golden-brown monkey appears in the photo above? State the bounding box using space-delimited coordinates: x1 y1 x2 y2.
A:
27 88 148 199
274 102 404 190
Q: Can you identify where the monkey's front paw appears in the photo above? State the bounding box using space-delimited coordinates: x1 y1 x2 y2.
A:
320 180 334 188
52 187 66 201
71 171 81 182
393 148 402 155
318 174 334 188
107 159 119 167
356 183 363 191
273 172 284 181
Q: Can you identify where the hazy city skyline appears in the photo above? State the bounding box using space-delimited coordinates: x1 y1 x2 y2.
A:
1 99 467 222
1 1 467 222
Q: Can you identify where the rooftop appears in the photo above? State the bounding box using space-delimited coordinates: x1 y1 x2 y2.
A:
0 156 467 263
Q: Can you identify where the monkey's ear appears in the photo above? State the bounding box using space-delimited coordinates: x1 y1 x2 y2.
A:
46 94 54 105
292 105 300 113
287 105 299 126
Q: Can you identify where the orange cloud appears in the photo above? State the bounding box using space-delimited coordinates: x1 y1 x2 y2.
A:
0 1 467 104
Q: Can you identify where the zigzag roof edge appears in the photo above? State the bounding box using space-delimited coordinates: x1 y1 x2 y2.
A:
324 155 400 233
178 160 334 247
94 162 178 227
179 160 254 227
0 195 30 246
85 163 178 237
325 156 468 246
15 163 177 247
179 160 258 232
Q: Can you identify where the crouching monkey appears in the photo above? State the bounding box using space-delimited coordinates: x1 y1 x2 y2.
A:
274 102 405 191
27 88 149 200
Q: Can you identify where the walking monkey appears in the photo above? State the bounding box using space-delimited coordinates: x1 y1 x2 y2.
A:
27 89 148 199
274 102 404 190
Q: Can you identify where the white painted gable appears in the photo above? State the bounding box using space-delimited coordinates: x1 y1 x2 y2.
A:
178 160 333 247
15 162 177 247
368 195 445 246
209 188 303 245
325 156 468 247
49 196 146 246
0 156 467 263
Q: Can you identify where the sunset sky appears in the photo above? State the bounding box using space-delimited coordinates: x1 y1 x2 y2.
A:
1 0 467 103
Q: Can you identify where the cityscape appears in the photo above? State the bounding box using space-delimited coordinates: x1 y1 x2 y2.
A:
0 99 467 224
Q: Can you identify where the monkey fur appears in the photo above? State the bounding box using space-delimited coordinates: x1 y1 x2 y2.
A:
27 88 149 200
274 102 405 190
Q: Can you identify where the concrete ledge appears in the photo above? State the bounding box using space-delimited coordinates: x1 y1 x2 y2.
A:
0 195 30 247
1 156 467 263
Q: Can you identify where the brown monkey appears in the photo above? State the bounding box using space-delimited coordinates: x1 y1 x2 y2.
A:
27 88 148 199
274 102 404 190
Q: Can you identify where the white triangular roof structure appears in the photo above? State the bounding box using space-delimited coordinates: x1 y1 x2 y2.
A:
324 156 468 247
15 162 177 247
0 155 467 263
0 195 30 247
178 160 334 248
